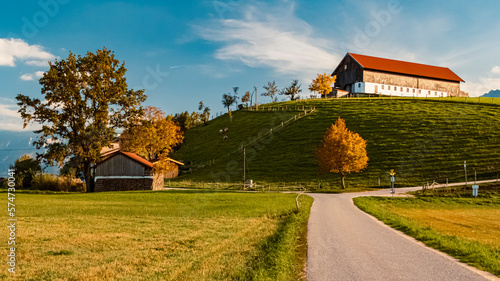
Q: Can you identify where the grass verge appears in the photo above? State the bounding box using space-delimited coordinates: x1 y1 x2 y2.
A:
353 196 500 277
0 190 313 280
241 194 312 280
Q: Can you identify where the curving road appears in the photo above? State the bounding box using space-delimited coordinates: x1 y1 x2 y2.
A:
306 188 498 281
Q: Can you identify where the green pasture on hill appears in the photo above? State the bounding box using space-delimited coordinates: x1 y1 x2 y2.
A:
172 97 500 189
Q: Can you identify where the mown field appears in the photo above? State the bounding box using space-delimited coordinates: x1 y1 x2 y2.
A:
0 190 312 280
172 97 500 189
354 184 500 277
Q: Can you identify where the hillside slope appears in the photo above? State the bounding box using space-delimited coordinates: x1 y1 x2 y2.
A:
173 98 500 189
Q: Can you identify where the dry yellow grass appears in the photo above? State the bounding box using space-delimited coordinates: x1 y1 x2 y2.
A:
0 191 306 280
389 208 500 247
7 216 276 280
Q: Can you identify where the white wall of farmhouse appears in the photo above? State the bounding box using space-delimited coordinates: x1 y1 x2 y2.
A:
352 82 449 97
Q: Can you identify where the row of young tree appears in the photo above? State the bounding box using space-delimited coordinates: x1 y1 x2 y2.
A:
221 73 336 112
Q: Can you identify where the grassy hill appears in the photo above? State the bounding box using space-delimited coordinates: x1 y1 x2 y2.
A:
172 97 500 189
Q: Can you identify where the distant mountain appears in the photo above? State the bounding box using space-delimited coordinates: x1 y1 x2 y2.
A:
481 90 500 97
0 131 58 177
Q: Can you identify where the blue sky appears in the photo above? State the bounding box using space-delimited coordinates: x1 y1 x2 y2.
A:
1 0 500 134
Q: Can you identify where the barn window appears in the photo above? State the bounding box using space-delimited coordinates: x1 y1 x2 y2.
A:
419 90 421 94
381 85 384 90
435 92 437 96
407 88 409 92
400 87 403 92
344 65 348 70
388 86 391 90
413 89 415 93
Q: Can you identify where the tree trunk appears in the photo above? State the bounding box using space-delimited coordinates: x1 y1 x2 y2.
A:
340 174 346 189
84 162 94 193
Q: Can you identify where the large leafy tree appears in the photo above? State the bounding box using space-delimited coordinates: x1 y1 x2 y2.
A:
280 79 302 101
262 81 278 103
315 117 369 189
120 106 183 173
16 48 146 192
309 73 335 98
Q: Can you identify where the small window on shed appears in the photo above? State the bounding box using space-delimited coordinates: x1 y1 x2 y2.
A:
419 90 421 94
400 87 403 92
388 86 391 90
413 89 415 93
344 65 348 70
381 85 384 90
407 88 409 92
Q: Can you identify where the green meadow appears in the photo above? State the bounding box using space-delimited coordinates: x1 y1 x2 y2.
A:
0 190 312 280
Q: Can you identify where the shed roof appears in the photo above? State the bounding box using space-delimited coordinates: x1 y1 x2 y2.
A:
99 150 184 168
334 53 465 82
100 150 154 168
150 158 185 166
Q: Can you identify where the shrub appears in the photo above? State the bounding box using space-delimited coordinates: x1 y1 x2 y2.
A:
31 174 86 192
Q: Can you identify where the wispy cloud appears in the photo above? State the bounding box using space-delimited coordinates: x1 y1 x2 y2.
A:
0 38 55 67
194 2 340 80
19 70 44 81
0 99 41 132
20 73 35 81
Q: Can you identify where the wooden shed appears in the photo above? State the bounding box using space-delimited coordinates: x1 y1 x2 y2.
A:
151 157 185 179
94 151 164 192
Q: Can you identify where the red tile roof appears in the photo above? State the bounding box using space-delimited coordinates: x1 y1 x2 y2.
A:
348 53 465 82
101 150 154 168
120 151 154 168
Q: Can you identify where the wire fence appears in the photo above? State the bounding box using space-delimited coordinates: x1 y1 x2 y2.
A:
191 106 316 169
165 180 316 193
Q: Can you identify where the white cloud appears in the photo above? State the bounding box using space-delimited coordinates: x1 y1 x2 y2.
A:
0 38 55 67
0 99 42 132
462 77 500 97
25 60 50 67
194 2 340 81
19 71 45 81
492 66 500 75
20 73 34 81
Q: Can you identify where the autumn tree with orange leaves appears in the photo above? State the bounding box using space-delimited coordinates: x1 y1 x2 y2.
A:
315 117 368 189
120 106 183 173
309 73 336 98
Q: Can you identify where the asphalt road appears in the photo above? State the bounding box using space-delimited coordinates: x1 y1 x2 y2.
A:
306 188 498 281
